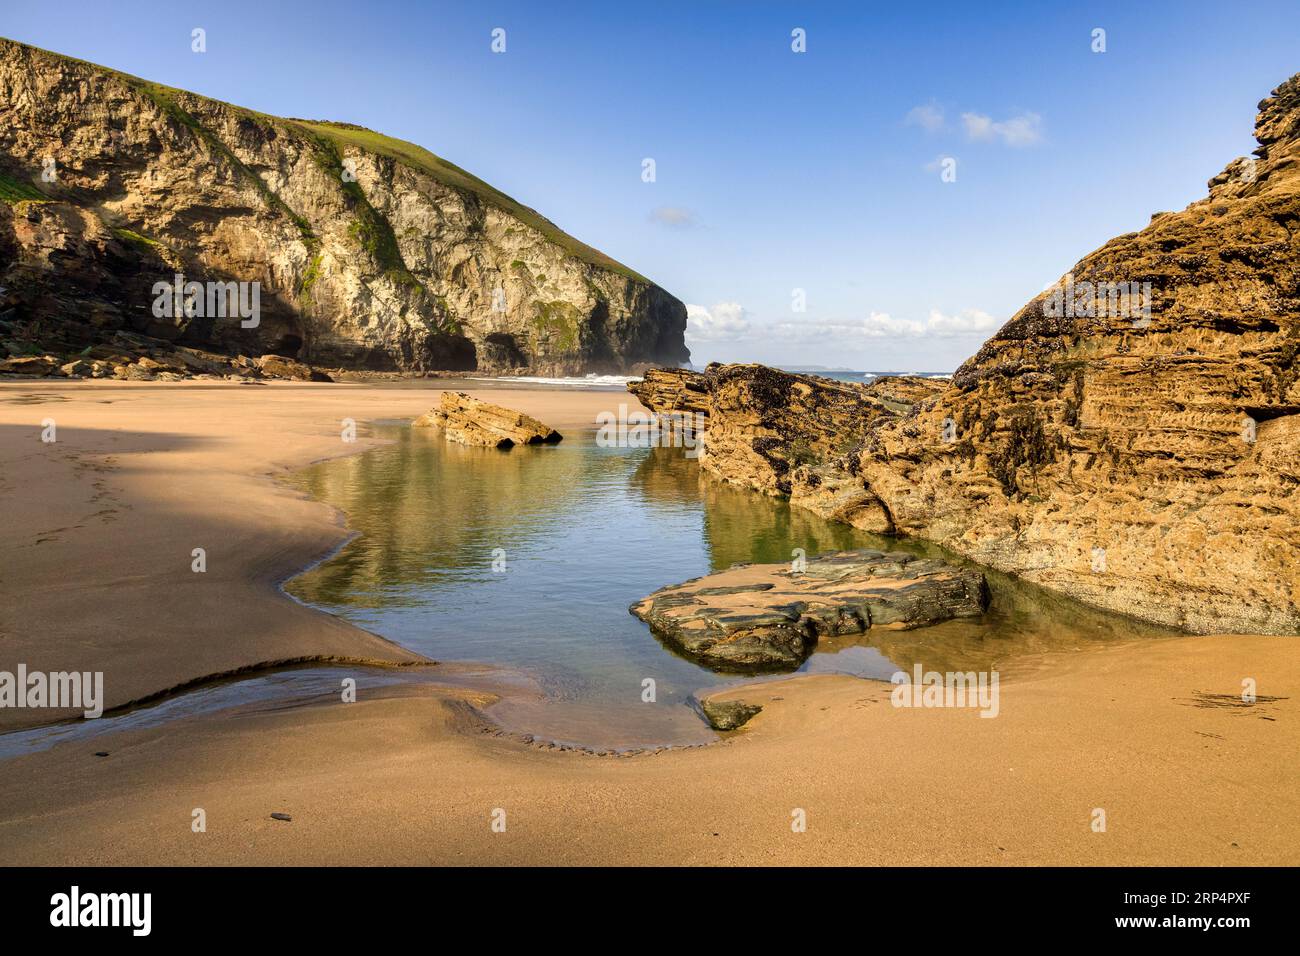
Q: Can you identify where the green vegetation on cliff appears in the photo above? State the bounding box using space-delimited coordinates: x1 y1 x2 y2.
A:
0 172 48 204
290 120 649 283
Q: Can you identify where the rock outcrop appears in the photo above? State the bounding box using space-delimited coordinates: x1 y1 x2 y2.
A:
0 354 57 376
849 72 1300 635
0 323 334 381
636 74 1300 636
0 37 688 376
700 366 945 508
696 697 762 731
627 366 711 415
414 391 562 448
631 549 988 670
629 364 944 531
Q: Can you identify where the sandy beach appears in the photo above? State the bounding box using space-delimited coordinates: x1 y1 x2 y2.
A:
0 380 614 730
0 381 1295 866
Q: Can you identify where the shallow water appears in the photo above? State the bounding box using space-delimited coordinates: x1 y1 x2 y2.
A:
0 414 1175 758
283 422 1174 748
0 666 423 761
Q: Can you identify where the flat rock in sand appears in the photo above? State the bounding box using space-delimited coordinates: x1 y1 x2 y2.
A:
631 549 988 670
414 391 562 448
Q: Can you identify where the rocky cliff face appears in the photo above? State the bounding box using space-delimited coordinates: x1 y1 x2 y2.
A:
853 73 1300 635
637 74 1300 636
0 38 688 374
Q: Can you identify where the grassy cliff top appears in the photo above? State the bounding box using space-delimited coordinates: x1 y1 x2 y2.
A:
287 119 648 281
0 36 650 283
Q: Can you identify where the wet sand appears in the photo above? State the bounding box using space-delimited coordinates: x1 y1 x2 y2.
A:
0 380 1295 865
0 380 616 731
0 634 1293 866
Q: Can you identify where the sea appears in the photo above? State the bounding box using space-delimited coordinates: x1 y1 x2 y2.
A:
477 369 953 390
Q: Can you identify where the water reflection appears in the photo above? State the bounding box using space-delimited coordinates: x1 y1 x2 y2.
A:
3 423 1174 757
282 425 1175 746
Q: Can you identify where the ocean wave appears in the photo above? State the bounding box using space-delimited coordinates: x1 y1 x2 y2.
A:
858 371 953 381
480 374 638 389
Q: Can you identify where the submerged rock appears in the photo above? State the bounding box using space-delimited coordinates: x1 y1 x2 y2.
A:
414 391 562 449
631 549 987 670
698 697 763 731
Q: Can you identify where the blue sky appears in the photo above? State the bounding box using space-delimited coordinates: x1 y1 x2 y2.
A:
4 1 1298 371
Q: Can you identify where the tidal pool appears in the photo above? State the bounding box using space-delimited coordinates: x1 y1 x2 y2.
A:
284 420 1172 748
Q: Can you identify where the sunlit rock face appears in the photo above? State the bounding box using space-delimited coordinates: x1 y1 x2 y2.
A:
629 365 942 534
858 73 1300 635
0 37 688 374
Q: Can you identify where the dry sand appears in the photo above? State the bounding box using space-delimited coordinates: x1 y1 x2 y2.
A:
0 380 1295 865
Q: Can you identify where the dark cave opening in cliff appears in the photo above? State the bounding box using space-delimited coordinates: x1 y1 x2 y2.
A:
482 332 528 369
271 333 304 358
426 335 478 372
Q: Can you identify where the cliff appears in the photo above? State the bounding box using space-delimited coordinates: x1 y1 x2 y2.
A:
852 73 1300 634
636 74 1300 635
0 37 688 375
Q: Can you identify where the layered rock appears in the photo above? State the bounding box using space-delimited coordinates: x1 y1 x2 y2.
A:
414 391 561 448
700 365 898 496
0 37 688 375
849 73 1300 635
631 549 988 670
627 366 711 415
0 354 56 375
629 364 943 531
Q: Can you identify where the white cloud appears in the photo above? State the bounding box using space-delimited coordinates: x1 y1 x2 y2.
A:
905 102 945 132
773 308 999 342
649 206 696 228
961 111 1043 146
961 112 994 141
924 308 1000 334
686 301 750 342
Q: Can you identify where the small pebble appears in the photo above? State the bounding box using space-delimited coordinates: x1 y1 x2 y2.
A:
270 812 292 822
93 751 110 757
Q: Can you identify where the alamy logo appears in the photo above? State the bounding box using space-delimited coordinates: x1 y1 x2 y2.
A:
151 274 260 328
1043 273 1151 325
596 404 706 459
890 664 999 718
50 886 151 936
0 665 103 718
